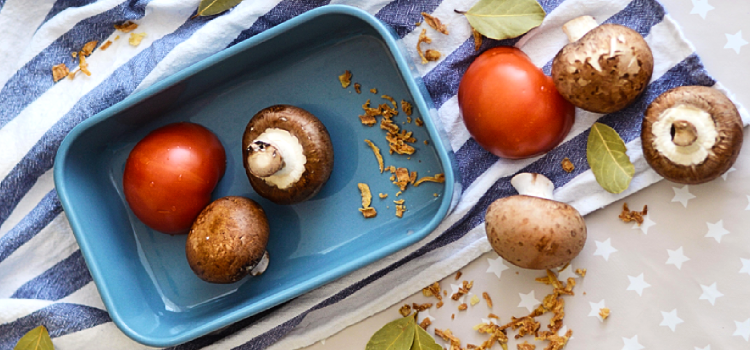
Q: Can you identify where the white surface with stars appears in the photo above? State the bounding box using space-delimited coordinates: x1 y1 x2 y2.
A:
303 0 750 349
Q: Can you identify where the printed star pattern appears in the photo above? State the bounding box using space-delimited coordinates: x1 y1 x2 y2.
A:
690 0 714 19
594 238 617 261
699 283 723 305
741 258 750 276
622 335 644 350
666 247 690 270
626 273 651 296
695 346 711 350
705 220 730 243
518 291 540 312
725 30 749 54
486 256 509 279
557 264 577 281
672 185 696 207
632 215 655 234
660 309 684 332
722 167 736 180
734 318 750 341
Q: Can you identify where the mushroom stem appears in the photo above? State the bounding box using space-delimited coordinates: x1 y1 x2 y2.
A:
562 16 598 42
246 141 285 177
249 251 270 276
510 173 555 200
672 120 698 147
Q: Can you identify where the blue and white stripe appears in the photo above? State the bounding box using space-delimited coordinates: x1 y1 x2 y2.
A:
0 0 746 349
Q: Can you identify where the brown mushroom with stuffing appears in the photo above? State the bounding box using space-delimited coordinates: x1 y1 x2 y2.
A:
186 196 270 284
243 105 334 204
641 86 743 184
485 173 587 270
552 16 654 113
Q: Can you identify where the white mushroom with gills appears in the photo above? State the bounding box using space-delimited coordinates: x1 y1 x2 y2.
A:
186 196 270 284
485 173 587 270
551 16 654 113
243 105 334 204
641 86 743 184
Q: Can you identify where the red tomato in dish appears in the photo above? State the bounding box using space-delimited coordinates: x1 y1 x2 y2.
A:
123 123 226 234
458 47 575 159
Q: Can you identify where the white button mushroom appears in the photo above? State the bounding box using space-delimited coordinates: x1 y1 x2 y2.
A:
551 16 654 114
641 86 743 184
485 173 587 270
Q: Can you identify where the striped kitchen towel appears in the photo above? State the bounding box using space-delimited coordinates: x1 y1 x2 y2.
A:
0 0 746 349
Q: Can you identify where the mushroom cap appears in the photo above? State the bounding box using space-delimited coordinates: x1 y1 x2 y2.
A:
243 105 334 204
186 196 269 284
641 86 743 184
551 24 654 114
485 195 587 270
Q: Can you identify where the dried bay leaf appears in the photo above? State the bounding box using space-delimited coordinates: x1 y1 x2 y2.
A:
14 325 54 350
462 0 546 40
197 0 243 17
366 315 416 350
411 321 442 350
587 122 634 194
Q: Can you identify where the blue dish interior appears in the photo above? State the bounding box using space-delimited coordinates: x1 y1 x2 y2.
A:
54 5 457 347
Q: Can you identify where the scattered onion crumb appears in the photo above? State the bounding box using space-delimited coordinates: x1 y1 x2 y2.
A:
52 64 69 82
357 183 377 218
364 139 384 173
338 70 352 88
417 29 432 64
379 193 388 199
470 294 480 306
415 117 424 126
421 12 449 35
100 40 113 51
129 32 146 47
561 157 575 173
114 20 138 33
455 271 462 280
354 83 361 94
370 88 377 94
518 341 536 350
483 292 493 308
619 202 648 225
599 308 610 320
472 28 483 51
575 268 587 277
399 304 411 317
414 173 445 187
401 100 413 116
80 41 98 56
420 318 431 330
424 49 441 62
458 303 468 311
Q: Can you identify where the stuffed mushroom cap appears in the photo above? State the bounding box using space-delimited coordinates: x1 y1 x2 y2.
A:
243 105 334 204
641 86 743 184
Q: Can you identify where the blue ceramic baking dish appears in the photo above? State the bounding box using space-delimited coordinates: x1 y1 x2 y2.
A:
54 5 458 347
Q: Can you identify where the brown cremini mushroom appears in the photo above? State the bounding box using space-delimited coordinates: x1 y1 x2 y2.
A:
641 86 743 184
243 105 334 204
552 16 654 114
485 173 587 270
186 196 270 284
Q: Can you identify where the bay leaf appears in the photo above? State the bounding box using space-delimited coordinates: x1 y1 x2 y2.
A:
587 122 634 194
462 0 546 40
366 316 416 350
410 323 442 350
14 325 54 350
197 0 243 17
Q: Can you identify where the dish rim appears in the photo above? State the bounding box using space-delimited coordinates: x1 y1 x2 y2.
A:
54 4 458 347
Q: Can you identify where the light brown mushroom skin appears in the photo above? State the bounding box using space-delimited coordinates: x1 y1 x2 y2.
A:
552 24 654 114
485 195 586 270
243 105 334 204
642 86 743 184
186 196 269 284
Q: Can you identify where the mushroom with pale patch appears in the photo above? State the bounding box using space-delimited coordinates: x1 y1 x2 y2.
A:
243 105 334 204
485 173 587 270
186 196 270 284
641 86 743 184
551 16 654 114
